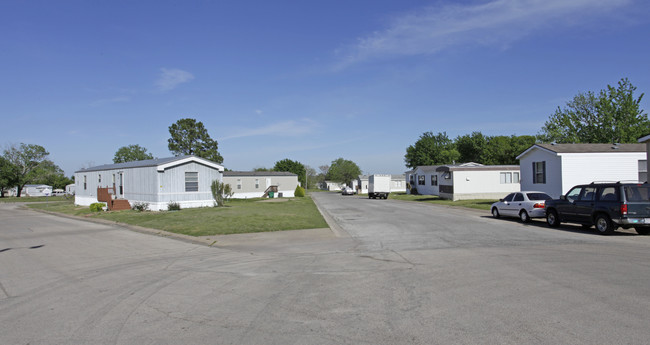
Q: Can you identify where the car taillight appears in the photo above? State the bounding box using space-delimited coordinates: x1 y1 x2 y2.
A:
533 203 545 209
621 204 628 215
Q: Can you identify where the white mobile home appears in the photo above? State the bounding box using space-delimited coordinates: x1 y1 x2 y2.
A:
75 156 224 211
408 166 441 195
390 174 406 192
517 143 647 198
22 184 53 197
223 171 299 198
436 163 520 201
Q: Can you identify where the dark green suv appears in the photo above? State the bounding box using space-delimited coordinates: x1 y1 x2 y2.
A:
545 182 650 235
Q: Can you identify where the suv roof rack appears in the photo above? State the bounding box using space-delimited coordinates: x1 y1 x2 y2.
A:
589 181 617 184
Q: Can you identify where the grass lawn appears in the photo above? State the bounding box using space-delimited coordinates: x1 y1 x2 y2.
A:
26 196 329 237
389 192 497 211
0 196 70 203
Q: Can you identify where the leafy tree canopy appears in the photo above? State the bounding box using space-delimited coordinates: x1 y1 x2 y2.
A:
404 132 460 168
326 158 361 186
273 158 306 186
113 144 154 163
2 143 50 197
540 78 649 143
30 160 73 189
168 118 223 163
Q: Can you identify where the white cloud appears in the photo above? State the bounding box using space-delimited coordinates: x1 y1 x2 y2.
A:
335 0 632 69
155 68 195 91
221 119 319 140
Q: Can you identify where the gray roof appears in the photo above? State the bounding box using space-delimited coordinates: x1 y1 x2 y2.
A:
223 171 297 177
536 143 645 153
414 166 441 173
436 164 519 172
75 155 218 173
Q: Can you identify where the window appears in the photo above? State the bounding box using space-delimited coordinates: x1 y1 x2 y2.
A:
581 187 596 201
98 174 101 183
84 175 87 190
513 193 524 202
566 187 582 202
255 179 259 189
431 175 438 186
185 172 198 192
443 172 451 180
533 162 546 184
500 172 519 184
418 175 425 185
503 193 515 202
237 179 242 190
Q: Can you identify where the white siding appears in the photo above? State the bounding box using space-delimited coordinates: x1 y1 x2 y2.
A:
519 149 563 198
223 175 299 199
412 167 440 196
559 152 645 194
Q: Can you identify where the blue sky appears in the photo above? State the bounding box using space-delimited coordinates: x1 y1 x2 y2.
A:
2 0 649 177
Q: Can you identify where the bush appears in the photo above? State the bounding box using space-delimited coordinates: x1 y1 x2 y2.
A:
132 202 149 212
89 203 105 212
167 201 181 211
294 185 306 197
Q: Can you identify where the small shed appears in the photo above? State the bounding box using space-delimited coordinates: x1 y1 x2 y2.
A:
517 143 646 198
223 171 299 198
75 156 224 211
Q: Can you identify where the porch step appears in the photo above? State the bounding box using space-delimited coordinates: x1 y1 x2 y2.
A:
111 199 131 211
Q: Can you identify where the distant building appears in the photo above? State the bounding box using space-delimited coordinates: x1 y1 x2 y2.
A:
223 171 299 198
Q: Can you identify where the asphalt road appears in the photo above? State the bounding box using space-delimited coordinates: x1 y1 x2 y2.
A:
1 194 650 344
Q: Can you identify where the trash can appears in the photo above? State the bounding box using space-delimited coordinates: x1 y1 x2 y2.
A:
269 191 274 198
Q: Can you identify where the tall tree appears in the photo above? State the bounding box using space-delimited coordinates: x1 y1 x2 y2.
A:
30 160 73 189
456 132 488 163
168 118 223 163
2 143 50 197
273 158 306 187
404 131 460 168
326 158 361 186
0 156 19 197
540 78 649 143
113 144 154 163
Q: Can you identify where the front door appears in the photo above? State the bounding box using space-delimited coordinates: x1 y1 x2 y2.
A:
118 173 124 198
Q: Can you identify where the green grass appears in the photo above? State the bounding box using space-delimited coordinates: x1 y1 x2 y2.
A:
389 192 497 210
27 196 328 237
0 196 70 203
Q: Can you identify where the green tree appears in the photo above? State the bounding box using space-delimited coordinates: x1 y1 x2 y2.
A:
168 118 223 163
3 143 50 197
273 158 306 187
540 78 649 143
0 156 19 197
456 132 488 163
404 132 460 168
30 160 73 189
113 144 154 163
326 158 361 186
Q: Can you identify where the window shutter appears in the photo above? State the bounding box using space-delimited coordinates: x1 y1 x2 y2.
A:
542 161 546 184
532 162 536 183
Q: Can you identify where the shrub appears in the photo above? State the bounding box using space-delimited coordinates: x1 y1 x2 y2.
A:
294 185 306 197
410 186 419 195
211 180 234 207
167 201 181 211
89 203 105 212
132 202 149 212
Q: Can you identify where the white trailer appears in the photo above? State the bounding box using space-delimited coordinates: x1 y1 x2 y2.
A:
368 174 391 199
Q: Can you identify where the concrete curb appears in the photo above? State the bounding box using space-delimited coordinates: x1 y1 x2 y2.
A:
309 193 350 238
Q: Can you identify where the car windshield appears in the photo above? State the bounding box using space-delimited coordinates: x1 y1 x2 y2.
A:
526 193 552 201
624 185 650 202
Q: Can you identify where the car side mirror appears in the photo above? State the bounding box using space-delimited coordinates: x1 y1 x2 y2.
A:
560 195 566 200
499 199 504 202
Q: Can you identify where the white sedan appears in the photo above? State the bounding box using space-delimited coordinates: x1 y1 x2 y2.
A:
491 191 552 222
341 187 356 196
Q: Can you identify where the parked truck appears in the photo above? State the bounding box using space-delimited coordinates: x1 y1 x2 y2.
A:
368 174 391 199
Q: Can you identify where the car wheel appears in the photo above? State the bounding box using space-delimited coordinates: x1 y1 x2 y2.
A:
595 214 615 235
492 207 500 218
546 210 560 227
635 227 650 235
519 210 530 223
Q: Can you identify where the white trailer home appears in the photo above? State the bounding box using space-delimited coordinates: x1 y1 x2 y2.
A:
517 143 647 198
21 184 53 197
436 163 520 201
407 166 441 195
223 171 299 198
75 156 224 211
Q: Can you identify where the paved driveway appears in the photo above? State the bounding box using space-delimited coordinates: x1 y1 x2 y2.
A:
2 197 650 344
